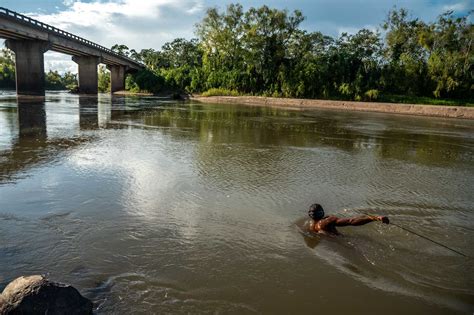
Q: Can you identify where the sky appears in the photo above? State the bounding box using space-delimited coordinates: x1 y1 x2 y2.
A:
0 0 471 73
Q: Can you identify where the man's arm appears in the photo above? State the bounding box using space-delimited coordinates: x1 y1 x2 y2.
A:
333 215 389 227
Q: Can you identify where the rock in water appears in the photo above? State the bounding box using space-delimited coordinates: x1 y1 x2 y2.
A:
0 275 92 314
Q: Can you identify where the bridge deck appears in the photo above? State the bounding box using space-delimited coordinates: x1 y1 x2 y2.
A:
0 7 143 69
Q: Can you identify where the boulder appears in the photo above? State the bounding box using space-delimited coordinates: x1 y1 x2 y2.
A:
0 275 92 314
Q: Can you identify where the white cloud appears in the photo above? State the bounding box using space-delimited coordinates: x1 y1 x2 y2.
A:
44 51 77 74
30 0 204 51
442 1 469 11
26 0 204 73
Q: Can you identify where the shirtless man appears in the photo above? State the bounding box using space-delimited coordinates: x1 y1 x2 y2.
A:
306 203 389 235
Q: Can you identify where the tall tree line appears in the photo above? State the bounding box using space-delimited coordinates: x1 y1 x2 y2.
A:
124 5 472 101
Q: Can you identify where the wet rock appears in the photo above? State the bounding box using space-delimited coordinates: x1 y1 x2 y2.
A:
0 275 92 314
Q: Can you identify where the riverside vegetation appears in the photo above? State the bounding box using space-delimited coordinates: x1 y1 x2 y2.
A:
0 5 472 105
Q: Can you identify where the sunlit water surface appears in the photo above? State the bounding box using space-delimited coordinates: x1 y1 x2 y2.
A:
0 91 473 314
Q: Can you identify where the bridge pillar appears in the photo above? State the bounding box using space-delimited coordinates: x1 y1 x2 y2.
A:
72 56 100 94
108 65 126 93
5 39 50 96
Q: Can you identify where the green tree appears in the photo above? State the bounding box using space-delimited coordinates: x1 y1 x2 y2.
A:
0 48 15 89
45 70 64 89
160 38 202 68
126 69 164 93
154 38 202 91
111 44 130 57
241 5 304 95
382 8 430 95
329 29 383 99
136 48 162 70
61 71 78 90
44 70 77 90
422 11 473 98
196 4 305 95
196 4 246 91
98 65 110 92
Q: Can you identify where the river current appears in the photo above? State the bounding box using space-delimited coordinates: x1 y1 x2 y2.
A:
0 91 473 314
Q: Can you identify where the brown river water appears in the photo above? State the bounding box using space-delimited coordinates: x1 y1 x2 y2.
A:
0 91 473 314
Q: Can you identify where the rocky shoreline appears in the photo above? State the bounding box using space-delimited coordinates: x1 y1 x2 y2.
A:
191 95 474 119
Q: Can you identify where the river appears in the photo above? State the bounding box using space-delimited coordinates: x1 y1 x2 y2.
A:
0 91 473 314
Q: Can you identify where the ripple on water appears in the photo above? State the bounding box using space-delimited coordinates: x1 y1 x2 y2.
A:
296 209 474 313
88 272 257 314
1 93 474 314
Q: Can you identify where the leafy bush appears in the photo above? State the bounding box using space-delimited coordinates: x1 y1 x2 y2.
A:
126 69 164 93
201 88 240 97
364 89 379 101
338 83 353 98
44 70 77 90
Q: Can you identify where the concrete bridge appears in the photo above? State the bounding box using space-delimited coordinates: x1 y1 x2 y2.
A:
0 7 144 96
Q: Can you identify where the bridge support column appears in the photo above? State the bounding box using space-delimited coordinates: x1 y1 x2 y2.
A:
5 39 50 96
72 56 100 94
107 65 126 93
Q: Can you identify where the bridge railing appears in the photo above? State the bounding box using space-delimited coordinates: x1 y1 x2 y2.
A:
0 7 144 67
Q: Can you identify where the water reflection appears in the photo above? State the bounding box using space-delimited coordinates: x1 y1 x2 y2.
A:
6 94 466 171
0 98 48 183
107 103 474 167
79 96 99 130
0 93 473 314
17 98 47 138
103 103 473 215
0 95 98 184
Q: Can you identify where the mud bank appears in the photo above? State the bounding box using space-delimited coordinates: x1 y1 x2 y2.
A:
191 95 474 119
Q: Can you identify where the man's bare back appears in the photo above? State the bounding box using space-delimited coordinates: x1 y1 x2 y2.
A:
306 204 389 235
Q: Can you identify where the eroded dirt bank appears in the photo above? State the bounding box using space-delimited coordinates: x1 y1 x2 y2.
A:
191 95 474 119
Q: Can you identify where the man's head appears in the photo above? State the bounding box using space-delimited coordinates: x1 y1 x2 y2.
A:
308 203 325 220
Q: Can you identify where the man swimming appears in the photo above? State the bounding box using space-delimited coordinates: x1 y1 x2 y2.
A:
306 203 389 235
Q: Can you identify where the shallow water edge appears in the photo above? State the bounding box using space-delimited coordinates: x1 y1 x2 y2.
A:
192 95 474 119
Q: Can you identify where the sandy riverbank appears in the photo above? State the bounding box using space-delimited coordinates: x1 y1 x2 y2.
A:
191 95 474 119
